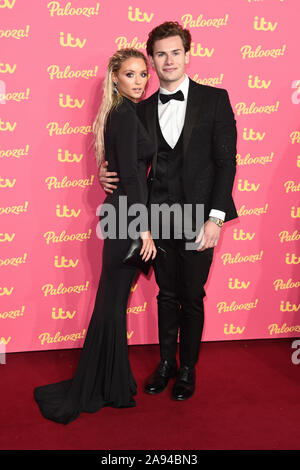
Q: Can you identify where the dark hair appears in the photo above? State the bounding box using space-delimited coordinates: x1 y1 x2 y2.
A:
146 21 191 57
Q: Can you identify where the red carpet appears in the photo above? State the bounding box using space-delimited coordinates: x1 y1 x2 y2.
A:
1 338 299 450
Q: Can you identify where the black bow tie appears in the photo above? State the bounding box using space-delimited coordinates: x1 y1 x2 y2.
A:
159 89 184 104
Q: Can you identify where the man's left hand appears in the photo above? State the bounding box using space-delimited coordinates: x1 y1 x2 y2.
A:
195 220 221 252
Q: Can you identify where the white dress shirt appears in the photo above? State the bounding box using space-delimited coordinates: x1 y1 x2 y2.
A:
158 74 226 222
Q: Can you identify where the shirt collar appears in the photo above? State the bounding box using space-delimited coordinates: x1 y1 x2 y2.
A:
159 74 189 103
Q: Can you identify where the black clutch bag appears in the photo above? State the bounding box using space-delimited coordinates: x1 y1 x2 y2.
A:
122 237 152 275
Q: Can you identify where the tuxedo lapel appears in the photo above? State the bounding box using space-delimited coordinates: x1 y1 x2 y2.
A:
183 78 204 158
144 91 159 176
144 79 204 175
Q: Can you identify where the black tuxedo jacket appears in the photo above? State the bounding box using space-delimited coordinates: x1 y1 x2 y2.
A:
137 78 238 223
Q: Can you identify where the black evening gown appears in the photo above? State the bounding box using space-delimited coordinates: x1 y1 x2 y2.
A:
33 97 154 424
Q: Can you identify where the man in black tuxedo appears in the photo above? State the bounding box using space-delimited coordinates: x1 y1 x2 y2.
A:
99 21 237 401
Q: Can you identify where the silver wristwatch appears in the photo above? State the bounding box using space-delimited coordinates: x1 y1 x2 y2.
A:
209 216 223 227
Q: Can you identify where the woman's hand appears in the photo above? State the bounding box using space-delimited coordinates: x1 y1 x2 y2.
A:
140 231 157 262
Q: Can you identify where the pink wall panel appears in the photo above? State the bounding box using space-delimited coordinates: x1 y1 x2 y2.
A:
0 0 299 352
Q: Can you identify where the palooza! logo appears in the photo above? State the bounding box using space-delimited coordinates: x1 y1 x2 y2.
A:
221 250 263 266
237 152 274 166
115 36 146 50
0 253 27 267
44 175 94 190
127 302 147 315
0 201 28 215
43 229 92 245
41 281 90 297
240 44 286 59
46 121 92 136
235 203 268 217
38 330 86 346
217 299 258 314
47 65 98 80
193 73 224 87
181 13 229 29
278 230 300 243
290 131 300 144
47 1 100 17
284 181 300 193
273 279 300 291
0 87 29 103
0 305 24 319
235 100 279 116
0 25 29 39
268 323 300 336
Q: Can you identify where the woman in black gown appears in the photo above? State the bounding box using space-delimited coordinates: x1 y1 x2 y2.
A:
33 49 156 424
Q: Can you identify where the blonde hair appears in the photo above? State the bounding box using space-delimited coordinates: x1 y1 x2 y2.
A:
92 48 148 167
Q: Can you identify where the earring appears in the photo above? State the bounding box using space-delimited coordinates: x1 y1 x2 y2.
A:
113 81 118 94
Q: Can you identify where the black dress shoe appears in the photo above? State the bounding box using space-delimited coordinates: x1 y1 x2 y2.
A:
145 360 177 394
172 366 195 401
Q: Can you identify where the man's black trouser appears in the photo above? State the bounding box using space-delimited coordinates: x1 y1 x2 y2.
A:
152 210 214 368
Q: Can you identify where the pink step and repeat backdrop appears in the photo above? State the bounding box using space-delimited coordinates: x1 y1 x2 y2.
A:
0 0 299 353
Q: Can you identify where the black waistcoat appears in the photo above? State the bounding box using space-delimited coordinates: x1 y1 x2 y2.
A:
149 114 184 205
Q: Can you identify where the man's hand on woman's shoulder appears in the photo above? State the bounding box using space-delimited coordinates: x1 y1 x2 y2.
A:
98 160 119 193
